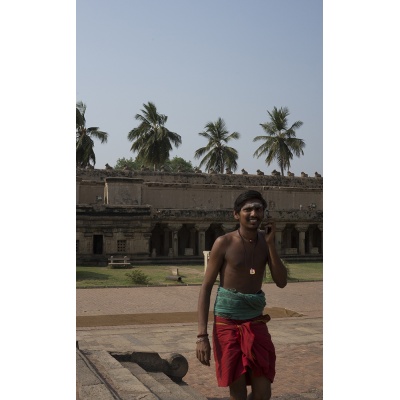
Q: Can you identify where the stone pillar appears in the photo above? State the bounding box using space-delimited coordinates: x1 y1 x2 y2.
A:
296 224 308 255
274 223 286 255
199 231 206 255
168 224 182 257
196 224 210 255
163 228 170 256
173 231 178 256
142 232 152 256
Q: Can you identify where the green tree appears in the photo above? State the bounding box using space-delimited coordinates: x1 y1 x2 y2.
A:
253 106 305 176
194 117 240 173
114 156 144 170
115 155 193 173
76 101 108 168
127 102 182 170
166 156 194 172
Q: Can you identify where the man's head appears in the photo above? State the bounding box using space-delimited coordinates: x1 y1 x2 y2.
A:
233 190 267 213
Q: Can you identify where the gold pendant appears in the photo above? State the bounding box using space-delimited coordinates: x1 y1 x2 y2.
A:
250 268 255 275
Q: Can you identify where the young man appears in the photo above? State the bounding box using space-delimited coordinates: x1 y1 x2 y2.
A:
196 190 287 400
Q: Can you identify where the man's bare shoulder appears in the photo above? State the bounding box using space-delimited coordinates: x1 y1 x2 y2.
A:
213 231 236 247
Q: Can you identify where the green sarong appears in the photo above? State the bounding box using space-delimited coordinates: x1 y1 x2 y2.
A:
213 286 266 320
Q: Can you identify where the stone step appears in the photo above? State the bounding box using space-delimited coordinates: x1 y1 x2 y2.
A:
120 360 207 400
149 372 208 400
79 349 159 399
76 350 116 400
77 349 207 400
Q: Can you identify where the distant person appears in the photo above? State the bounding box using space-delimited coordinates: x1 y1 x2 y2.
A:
196 190 287 400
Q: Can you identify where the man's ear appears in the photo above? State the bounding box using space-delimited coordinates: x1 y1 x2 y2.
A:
233 211 239 220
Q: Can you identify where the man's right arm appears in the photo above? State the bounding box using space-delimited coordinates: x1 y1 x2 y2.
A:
196 236 226 365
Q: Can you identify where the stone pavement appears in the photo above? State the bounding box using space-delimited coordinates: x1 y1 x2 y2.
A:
77 282 322 399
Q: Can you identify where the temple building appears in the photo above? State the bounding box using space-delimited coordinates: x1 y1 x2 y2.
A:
76 168 323 265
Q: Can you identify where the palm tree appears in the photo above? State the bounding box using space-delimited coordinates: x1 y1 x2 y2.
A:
194 118 240 173
76 101 108 168
128 102 182 170
253 106 305 176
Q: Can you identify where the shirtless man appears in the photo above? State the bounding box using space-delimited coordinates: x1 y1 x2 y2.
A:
196 190 287 400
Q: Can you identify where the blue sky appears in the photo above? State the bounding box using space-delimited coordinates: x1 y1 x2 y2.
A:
77 0 322 175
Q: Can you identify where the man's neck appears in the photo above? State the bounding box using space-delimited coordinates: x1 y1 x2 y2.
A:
238 227 258 243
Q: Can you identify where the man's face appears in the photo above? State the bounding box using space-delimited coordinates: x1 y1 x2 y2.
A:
235 199 265 228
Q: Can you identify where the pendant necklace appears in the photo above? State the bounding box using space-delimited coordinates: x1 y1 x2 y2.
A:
238 229 258 275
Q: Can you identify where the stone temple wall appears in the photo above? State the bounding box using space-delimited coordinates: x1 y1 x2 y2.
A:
76 168 323 264
77 168 323 210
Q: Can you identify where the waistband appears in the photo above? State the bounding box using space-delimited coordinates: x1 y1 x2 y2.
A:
214 314 271 326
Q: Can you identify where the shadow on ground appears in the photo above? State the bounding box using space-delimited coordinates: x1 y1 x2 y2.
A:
76 307 303 327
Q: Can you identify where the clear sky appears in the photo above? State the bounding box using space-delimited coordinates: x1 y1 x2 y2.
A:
77 0 322 176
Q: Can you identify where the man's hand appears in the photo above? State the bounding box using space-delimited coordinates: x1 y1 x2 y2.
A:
264 218 276 245
196 338 211 366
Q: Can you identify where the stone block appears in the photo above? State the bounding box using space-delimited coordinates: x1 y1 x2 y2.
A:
78 384 115 400
76 358 102 387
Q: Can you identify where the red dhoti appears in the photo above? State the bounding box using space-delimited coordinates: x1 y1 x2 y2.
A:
212 314 276 387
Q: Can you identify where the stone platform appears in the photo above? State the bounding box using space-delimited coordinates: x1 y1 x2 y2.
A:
76 282 323 399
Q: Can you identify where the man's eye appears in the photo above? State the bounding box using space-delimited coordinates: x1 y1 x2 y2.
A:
242 207 262 212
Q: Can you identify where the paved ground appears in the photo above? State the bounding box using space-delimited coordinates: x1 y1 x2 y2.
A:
77 281 322 399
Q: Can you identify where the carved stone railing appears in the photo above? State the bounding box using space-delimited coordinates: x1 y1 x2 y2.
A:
272 209 323 222
153 208 234 220
77 167 323 189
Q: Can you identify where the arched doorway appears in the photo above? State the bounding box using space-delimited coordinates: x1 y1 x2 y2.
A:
282 224 299 254
150 223 170 257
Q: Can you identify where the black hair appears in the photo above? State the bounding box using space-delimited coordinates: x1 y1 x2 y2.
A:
233 190 267 213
